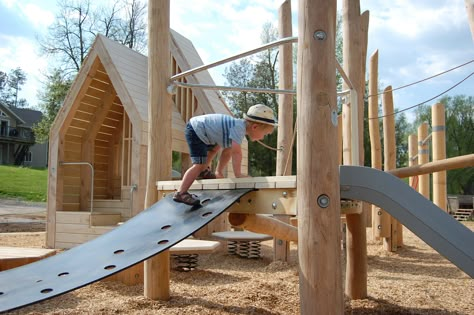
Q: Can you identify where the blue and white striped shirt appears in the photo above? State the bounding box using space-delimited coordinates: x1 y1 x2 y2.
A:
190 114 246 148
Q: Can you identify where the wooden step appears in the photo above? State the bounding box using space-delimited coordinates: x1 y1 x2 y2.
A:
90 212 122 226
0 247 57 271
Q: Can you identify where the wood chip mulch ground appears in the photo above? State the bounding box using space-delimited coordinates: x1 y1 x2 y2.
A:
0 218 472 314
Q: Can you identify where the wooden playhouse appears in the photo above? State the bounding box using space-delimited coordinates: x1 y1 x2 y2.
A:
46 31 247 249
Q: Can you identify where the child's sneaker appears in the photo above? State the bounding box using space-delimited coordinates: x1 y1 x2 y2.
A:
197 167 216 179
173 191 200 206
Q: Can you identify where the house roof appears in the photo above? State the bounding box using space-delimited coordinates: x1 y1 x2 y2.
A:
0 103 25 124
9 108 42 127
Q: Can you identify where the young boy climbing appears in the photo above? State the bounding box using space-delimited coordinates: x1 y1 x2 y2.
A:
173 104 277 206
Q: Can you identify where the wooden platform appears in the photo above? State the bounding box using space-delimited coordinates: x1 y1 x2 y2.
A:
157 176 362 216
0 247 57 271
169 239 221 255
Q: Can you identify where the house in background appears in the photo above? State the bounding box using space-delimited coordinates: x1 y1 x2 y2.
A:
0 104 48 168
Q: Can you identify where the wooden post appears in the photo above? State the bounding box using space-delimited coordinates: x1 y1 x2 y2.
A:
418 122 430 199
274 0 294 262
432 103 447 211
342 0 368 300
297 0 343 313
466 0 474 41
144 0 172 301
408 134 418 189
382 86 399 251
368 50 389 240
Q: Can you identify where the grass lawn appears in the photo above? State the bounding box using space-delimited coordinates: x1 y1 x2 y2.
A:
0 165 48 202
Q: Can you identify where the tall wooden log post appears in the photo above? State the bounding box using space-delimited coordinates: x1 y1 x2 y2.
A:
432 103 447 211
368 50 390 241
418 122 430 199
296 0 343 313
144 0 172 301
342 0 369 299
382 87 400 251
274 0 294 262
466 0 474 41
408 135 418 190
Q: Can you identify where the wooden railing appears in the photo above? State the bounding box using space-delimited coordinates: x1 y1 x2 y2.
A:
0 126 35 144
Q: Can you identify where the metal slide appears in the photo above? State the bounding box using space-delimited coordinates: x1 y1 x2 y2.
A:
340 165 474 278
0 188 253 313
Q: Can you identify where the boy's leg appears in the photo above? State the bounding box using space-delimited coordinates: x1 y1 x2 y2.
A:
177 163 207 194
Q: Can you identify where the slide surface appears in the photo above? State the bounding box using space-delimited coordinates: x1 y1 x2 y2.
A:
0 188 253 313
340 165 474 278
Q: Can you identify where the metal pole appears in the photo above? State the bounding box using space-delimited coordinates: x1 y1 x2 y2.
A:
170 36 298 81
170 80 351 97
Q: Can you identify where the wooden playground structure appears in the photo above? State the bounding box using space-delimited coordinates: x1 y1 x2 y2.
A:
35 1 474 314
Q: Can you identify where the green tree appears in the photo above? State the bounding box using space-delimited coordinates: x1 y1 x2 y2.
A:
223 22 280 176
32 69 72 143
0 68 28 108
38 0 146 77
223 14 344 176
35 0 147 140
412 95 473 194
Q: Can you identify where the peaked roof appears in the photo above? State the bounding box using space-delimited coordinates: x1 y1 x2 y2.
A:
9 108 42 127
0 103 23 123
0 103 42 127
94 30 232 124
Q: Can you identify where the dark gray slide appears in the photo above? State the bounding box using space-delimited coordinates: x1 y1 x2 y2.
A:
340 165 474 278
0 188 253 313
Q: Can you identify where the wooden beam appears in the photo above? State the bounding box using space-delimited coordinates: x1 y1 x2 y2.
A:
297 0 343 313
382 86 399 251
466 0 474 41
389 154 474 178
144 0 172 301
418 122 430 199
432 103 447 212
274 0 294 263
228 213 297 241
342 0 368 300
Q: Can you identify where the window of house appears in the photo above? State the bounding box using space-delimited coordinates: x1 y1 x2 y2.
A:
24 151 32 162
0 120 8 136
0 111 6 117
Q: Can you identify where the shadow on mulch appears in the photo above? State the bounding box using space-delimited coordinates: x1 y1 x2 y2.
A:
159 295 280 315
367 245 466 279
0 222 46 233
6 291 82 315
348 296 465 315
170 269 250 286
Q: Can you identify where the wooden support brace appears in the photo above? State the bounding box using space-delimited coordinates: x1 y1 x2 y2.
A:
228 213 298 242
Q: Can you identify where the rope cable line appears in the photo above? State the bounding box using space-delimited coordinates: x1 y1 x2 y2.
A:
367 59 474 98
368 71 474 120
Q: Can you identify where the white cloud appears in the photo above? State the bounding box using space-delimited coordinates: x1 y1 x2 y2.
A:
0 34 48 107
20 3 55 30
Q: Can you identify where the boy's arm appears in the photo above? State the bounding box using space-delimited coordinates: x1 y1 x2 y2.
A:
216 141 245 178
230 141 244 177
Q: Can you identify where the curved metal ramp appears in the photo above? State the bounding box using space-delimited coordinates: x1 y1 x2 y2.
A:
340 165 474 278
0 188 253 313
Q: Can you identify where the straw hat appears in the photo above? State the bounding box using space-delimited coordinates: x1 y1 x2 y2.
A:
243 104 277 126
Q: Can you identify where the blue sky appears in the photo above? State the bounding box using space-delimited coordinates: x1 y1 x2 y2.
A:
0 0 472 122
